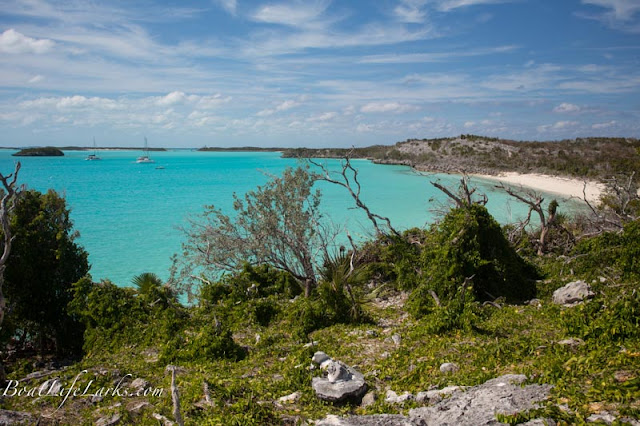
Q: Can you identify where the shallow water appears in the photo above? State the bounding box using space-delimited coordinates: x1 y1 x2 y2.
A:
0 149 574 286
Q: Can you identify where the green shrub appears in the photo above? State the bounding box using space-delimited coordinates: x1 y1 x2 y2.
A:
407 205 538 321
571 219 640 279
69 276 187 355
250 296 280 327
619 220 640 279
161 324 245 363
3 189 89 357
361 229 426 289
563 290 640 342
199 263 301 305
285 297 328 339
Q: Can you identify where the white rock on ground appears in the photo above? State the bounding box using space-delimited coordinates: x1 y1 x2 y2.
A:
552 280 595 306
439 362 459 374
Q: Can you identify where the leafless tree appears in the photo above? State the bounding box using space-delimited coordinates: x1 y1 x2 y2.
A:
0 162 21 329
496 183 558 255
431 175 488 209
309 155 400 238
578 172 639 235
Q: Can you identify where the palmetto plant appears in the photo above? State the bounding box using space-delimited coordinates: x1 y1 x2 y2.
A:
132 272 163 296
318 250 369 324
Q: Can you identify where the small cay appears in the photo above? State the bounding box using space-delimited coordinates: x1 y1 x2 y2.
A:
12 146 64 157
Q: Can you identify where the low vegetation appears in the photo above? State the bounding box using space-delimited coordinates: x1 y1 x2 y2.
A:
0 158 638 425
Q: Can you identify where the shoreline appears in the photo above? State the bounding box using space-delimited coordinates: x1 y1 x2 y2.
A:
470 172 604 204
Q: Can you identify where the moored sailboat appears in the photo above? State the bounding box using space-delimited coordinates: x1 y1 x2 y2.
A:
136 137 155 163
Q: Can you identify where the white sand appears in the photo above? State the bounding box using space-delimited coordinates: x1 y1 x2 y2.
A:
472 172 604 204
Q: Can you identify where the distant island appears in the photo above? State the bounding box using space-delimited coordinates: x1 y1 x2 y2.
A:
12 146 64 157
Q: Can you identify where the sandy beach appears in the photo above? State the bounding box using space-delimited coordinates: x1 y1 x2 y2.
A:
472 172 605 204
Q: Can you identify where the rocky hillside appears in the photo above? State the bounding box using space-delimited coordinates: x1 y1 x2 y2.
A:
283 135 640 180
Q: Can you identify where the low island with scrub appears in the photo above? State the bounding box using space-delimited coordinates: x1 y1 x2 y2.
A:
11 146 65 157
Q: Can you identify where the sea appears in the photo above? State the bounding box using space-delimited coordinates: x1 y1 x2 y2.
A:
0 149 574 287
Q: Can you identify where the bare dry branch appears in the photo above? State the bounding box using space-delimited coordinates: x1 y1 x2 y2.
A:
309 155 400 238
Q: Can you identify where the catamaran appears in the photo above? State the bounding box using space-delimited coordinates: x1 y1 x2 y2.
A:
85 137 101 161
136 137 155 163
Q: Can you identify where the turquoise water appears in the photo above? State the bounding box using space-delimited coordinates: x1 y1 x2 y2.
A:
0 150 565 286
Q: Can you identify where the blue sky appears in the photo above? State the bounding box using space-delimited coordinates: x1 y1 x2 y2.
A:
0 0 639 148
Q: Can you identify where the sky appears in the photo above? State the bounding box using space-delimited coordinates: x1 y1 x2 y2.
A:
0 0 639 148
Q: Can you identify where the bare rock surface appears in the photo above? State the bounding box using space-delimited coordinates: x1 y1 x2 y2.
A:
315 374 552 425
409 374 552 426
315 414 413 425
552 280 595 306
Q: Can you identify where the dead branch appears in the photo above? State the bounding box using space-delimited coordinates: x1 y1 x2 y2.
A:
431 175 488 209
0 162 22 331
166 365 185 426
309 154 400 238
496 183 555 255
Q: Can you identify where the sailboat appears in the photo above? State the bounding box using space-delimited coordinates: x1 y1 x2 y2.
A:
85 137 101 161
136 137 155 163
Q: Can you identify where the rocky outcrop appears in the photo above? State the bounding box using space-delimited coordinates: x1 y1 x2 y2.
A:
315 374 552 425
409 374 552 425
316 414 413 425
311 352 367 403
552 280 595 306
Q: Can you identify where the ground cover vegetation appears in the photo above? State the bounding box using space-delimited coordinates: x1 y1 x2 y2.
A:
0 150 638 425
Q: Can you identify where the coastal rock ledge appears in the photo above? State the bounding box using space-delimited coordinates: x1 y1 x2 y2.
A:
316 374 553 426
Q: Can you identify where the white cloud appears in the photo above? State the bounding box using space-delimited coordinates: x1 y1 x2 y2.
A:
256 99 301 117
360 45 518 64
553 102 581 113
592 120 617 129
582 0 640 21
307 112 337 122
197 94 232 109
537 120 579 132
19 95 121 110
0 29 54 54
276 100 300 111
464 121 475 127
553 120 579 129
356 123 373 132
435 0 517 12
215 0 237 15
482 63 563 92
579 0 640 32
156 91 190 106
360 102 419 113
394 0 428 23
251 1 331 28
28 75 44 84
